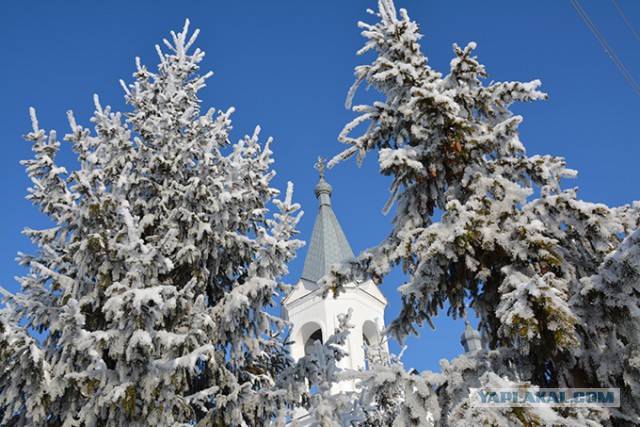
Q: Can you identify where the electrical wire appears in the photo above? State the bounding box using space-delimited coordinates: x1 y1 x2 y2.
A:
570 0 640 97
611 0 640 45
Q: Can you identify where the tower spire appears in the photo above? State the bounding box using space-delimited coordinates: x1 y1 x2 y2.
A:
300 159 354 283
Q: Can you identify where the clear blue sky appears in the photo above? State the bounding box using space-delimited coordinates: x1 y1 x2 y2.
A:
1 0 639 373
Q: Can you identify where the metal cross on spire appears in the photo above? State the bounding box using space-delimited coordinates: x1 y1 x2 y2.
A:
314 156 327 177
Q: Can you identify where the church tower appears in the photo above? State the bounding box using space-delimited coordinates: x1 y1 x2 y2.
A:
282 167 388 388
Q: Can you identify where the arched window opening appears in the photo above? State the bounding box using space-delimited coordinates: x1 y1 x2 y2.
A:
362 320 379 348
362 320 382 369
304 329 323 355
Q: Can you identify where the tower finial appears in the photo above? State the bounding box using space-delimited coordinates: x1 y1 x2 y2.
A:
314 156 327 178
460 318 482 353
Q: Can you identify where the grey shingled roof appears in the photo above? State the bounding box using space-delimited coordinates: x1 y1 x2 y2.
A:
300 176 355 283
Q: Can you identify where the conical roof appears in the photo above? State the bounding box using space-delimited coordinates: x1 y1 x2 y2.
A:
300 175 355 283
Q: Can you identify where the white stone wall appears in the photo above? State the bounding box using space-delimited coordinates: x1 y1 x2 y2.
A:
284 279 388 393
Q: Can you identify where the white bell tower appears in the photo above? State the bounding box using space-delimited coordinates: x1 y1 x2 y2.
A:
282 167 388 389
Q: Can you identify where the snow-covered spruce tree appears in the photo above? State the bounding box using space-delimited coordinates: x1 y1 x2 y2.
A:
0 21 305 426
578 228 640 425
325 0 640 425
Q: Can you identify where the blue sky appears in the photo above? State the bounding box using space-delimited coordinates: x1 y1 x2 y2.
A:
1 0 638 373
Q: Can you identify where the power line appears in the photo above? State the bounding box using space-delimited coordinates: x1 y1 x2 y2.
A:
570 0 640 97
611 0 640 45
570 0 640 96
